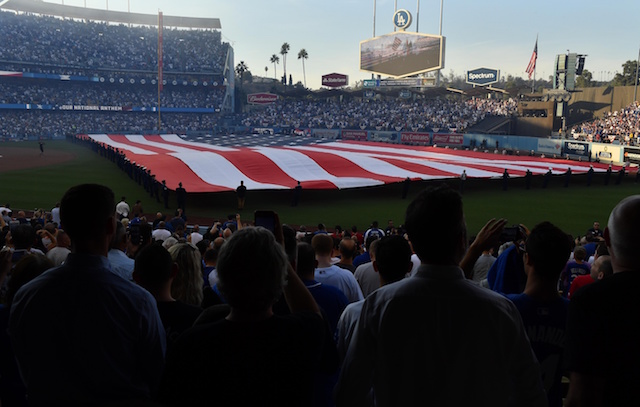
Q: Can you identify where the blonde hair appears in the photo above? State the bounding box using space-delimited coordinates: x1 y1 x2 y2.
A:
168 243 203 307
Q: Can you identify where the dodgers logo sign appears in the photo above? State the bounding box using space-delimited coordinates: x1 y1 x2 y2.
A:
393 9 412 30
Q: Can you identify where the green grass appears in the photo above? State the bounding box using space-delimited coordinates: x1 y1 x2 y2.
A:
2 140 637 237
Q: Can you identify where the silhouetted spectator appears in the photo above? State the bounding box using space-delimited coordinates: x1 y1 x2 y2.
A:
161 226 326 406
9 184 165 405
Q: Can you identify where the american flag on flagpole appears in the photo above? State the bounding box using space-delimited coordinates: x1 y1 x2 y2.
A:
525 38 538 79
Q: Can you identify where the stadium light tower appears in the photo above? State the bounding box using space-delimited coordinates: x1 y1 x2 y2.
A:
635 47 640 102
372 0 377 37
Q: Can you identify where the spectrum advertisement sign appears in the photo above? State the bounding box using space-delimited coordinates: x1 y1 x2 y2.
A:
466 67 500 86
564 141 590 158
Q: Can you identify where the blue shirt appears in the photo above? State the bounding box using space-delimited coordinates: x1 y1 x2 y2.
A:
487 244 526 294
506 293 569 407
107 248 135 281
302 279 349 335
352 252 371 269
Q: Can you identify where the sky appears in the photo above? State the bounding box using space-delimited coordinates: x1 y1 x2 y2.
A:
35 0 640 90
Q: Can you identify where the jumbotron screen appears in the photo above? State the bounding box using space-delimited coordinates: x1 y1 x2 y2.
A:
360 32 445 78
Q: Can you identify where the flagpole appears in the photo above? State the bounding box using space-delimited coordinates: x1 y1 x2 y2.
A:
532 67 535 93
532 34 538 93
157 11 163 132
634 46 640 102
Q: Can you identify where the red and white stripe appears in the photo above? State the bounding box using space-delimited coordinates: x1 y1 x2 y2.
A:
83 134 612 193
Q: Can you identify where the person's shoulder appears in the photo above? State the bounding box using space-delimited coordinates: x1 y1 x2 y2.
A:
339 300 364 323
333 264 358 280
158 300 202 320
575 271 640 300
364 277 412 302
504 292 526 303
317 282 350 303
572 274 592 285
335 262 356 273
354 261 373 275
12 266 59 298
274 311 325 335
342 299 364 316
172 318 226 350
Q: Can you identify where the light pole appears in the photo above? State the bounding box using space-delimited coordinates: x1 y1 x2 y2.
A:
635 47 640 101
436 0 444 86
372 0 376 37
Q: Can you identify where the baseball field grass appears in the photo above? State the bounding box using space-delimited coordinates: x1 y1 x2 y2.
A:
1 139 637 238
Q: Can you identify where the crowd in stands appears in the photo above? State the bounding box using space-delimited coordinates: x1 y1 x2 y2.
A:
0 79 225 109
0 10 227 74
570 101 640 145
1 182 639 406
0 94 519 139
0 111 219 139
0 9 229 140
240 97 518 132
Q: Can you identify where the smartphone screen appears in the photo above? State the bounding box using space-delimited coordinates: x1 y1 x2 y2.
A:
254 210 276 233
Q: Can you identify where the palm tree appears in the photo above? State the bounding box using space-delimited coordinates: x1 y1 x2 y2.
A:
235 61 248 87
297 48 309 88
280 43 290 86
270 54 280 81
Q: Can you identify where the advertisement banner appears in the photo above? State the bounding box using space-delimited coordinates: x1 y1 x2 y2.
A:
432 133 463 145
369 131 398 143
466 67 500 86
247 93 278 105
253 127 274 135
293 128 311 137
321 73 348 88
564 141 590 157
401 132 430 144
537 138 563 155
341 130 368 141
58 105 123 111
311 129 340 139
592 143 622 163
623 147 640 165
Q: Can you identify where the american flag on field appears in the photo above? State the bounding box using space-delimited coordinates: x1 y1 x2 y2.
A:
83 134 611 193
525 38 538 79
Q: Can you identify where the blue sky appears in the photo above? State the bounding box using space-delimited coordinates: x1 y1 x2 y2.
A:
44 0 640 89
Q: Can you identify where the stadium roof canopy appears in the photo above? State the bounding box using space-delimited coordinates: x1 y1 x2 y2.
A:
0 0 221 29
